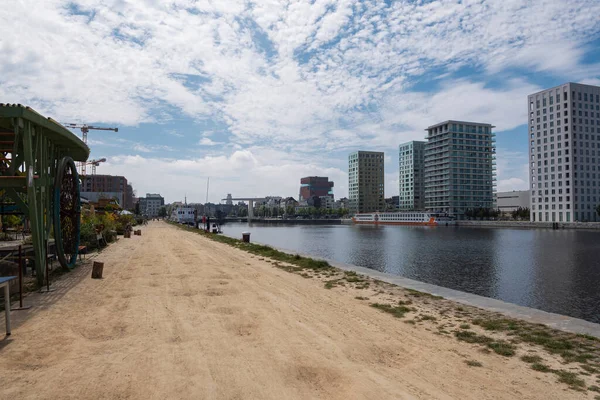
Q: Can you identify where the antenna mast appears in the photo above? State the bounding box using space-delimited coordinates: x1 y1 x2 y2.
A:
205 177 210 204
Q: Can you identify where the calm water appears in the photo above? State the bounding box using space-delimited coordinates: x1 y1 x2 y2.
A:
222 223 600 323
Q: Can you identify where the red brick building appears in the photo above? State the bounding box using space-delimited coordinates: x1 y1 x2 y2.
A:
299 176 334 201
83 175 134 210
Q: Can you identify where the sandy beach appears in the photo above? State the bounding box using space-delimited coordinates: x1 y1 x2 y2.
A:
1 221 597 399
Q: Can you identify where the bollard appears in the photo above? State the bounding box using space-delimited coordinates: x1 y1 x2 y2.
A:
124 231 131 238
242 232 250 243
91 261 104 279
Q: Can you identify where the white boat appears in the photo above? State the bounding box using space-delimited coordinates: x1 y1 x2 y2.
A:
352 211 455 226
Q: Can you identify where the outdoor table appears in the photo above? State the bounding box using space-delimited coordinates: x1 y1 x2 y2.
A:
1 276 16 335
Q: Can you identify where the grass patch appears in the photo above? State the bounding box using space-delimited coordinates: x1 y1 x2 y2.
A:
487 341 516 357
173 224 335 273
589 385 600 393
406 288 443 300
454 330 493 344
577 334 599 342
370 303 412 318
404 320 416 325
459 324 470 330
465 360 483 367
521 355 543 363
472 318 522 332
324 280 338 289
454 331 515 356
420 315 437 322
582 364 598 373
531 363 551 372
355 296 369 301
554 370 585 389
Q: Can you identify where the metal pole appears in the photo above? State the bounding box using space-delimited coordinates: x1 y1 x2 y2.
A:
4 284 10 335
45 240 49 292
18 245 23 308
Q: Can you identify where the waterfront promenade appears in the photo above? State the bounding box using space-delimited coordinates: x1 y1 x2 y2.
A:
0 222 596 399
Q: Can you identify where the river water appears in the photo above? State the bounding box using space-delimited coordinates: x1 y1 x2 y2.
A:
221 223 600 323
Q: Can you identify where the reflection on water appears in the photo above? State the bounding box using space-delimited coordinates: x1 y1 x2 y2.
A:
222 223 600 323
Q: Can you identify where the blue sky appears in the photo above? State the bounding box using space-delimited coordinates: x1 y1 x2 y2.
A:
2 0 600 203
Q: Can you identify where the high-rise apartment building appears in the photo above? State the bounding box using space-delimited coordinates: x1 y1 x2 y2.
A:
299 176 334 201
348 151 385 213
398 141 425 210
424 121 496 218
528 82 600 222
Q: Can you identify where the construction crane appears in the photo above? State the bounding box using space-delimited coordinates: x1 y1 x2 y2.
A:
84 158 107 175
62 123 118 175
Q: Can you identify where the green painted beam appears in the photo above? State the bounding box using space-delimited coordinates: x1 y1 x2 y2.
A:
4 188 28 215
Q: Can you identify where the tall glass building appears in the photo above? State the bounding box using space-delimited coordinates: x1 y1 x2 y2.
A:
424 121 496 218
398 141 425 210
348 151 385 213
528 82 600 222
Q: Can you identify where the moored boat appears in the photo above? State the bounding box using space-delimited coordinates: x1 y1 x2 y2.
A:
352 211 455 226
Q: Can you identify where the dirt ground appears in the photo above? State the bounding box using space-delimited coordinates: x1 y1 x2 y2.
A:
0 221 594 399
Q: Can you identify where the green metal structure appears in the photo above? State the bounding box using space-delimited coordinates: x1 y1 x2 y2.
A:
0 104 89 286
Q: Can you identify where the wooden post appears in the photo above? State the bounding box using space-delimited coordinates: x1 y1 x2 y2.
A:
124 231 131 238
91 262 104 279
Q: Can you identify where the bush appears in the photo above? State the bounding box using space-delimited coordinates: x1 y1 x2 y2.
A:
79 208 124 248
115 214 134 235
80 220 98 250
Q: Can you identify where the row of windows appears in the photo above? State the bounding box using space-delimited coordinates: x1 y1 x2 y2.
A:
428 124 492 135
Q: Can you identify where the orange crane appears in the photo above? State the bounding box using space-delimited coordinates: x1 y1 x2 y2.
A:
62 123 118 175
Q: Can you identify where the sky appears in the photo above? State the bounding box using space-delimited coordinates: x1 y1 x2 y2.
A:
2 0 600 204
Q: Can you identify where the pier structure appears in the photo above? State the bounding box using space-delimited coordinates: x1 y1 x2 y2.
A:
222 197 265 221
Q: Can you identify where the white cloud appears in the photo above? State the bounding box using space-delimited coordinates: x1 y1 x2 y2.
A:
198 138 222 146
2 0 598 138
497 177 528 193
100 149 347 203
1 0 599 201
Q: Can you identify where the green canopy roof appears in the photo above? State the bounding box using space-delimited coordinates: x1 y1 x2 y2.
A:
0 103 90 161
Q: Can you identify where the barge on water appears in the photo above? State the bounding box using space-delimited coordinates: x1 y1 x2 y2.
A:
352 211 455 226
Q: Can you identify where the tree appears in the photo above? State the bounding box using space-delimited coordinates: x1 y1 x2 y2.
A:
258 205 266 217
158 206 167 218
286 205 295 216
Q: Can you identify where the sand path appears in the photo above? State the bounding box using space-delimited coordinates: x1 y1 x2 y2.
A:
0 221 588 399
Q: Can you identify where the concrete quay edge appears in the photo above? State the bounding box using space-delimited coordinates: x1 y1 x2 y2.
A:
231 234 600 339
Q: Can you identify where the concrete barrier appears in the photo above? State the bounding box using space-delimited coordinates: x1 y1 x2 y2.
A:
456 220 600 230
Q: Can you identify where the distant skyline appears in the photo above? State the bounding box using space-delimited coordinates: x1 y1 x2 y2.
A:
2 1 600 203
